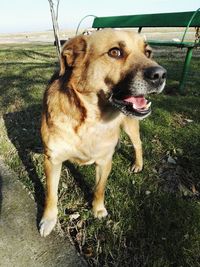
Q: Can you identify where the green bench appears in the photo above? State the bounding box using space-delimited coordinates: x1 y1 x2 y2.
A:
92 9 200 94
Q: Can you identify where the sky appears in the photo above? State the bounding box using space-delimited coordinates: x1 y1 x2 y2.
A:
0 0 199 34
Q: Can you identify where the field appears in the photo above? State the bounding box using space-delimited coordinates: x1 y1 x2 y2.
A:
0 40 200 266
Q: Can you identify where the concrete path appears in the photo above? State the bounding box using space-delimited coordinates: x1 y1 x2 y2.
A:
0 159 87 267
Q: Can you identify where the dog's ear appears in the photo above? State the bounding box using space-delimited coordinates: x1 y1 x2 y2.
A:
59 36 87 76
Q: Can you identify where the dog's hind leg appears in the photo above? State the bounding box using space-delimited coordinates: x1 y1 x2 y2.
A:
39 156 62 237
122 117 143 173
92 159 112 219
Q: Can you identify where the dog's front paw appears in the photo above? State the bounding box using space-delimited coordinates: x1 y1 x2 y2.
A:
93 208 108 219
131 163 143 173
93 203 108 219
39 217 57 237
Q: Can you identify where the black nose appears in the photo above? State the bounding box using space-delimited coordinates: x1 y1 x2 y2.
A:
144 66 167 86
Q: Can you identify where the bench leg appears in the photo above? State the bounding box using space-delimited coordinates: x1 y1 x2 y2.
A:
178 47 193 94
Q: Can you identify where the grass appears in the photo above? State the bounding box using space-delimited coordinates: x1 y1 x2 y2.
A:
0 42 200 266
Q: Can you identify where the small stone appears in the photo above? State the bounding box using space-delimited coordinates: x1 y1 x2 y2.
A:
62 182 68 189
184 119 193 123
167 155 176 164
69 212 80 221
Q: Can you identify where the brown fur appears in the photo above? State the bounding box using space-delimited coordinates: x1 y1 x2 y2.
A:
39 29 165 237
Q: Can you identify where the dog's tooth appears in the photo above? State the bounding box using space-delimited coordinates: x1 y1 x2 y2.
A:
146 102 151 109
133 104 137 109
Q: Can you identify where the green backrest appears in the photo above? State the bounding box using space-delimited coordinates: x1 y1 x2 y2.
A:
92 11 200 28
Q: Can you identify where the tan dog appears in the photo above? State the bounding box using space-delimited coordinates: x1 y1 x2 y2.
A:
39 29 166 237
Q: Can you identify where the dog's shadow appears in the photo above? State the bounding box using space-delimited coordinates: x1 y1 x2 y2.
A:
3 105 45 224
3 104 92 226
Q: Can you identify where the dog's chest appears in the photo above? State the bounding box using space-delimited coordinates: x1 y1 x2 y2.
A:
48 114 123 165
74 119 121 163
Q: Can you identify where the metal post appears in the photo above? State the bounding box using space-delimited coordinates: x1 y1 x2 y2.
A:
48 0 61 61
178 47 193 94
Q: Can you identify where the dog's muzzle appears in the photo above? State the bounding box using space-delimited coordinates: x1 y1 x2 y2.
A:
109 66 167 119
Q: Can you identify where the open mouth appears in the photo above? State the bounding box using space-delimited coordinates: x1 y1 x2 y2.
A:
109 94 152 119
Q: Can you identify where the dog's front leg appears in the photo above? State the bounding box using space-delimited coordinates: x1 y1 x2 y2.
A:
39 156 62 237
122 117 143 173
92 159 112 218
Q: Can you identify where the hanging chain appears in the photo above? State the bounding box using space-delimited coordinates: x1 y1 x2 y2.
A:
195 27 200 43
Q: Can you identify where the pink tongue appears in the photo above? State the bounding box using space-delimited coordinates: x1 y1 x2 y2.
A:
124 96 147 109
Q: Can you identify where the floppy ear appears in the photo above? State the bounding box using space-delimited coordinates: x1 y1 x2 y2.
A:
59 35 87 76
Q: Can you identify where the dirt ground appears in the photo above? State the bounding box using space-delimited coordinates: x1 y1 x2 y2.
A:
0 30 75 44
0 28 196 44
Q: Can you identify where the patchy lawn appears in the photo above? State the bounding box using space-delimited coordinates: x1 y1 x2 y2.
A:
0 43 200 267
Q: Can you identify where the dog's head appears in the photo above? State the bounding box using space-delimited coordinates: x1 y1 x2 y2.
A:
60 29 166 119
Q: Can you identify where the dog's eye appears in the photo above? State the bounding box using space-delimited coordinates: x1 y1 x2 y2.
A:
144 44 152 58
145 48 152 58
108 47 123 58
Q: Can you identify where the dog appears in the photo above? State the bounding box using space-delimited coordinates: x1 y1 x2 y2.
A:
39 29 166 237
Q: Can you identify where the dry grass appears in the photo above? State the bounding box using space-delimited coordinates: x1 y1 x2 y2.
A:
0 42 200 266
